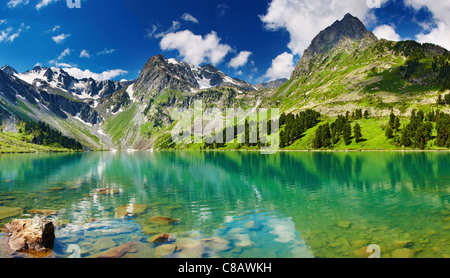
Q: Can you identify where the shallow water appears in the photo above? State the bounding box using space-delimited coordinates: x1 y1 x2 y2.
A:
0 151 448 258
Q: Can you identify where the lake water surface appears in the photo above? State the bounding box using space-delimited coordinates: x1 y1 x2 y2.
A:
0 151 449 258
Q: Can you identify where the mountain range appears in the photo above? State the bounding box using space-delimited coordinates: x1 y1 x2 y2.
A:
1 13 449 151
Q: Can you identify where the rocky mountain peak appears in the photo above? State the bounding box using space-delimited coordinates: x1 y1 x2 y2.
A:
292 13 377 78
306 13 374 57
0 65 18 76
135 54 256 94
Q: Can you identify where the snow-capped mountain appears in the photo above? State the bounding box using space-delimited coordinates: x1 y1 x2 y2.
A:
134 54 256 94
4 65 130 100
0 65 18 76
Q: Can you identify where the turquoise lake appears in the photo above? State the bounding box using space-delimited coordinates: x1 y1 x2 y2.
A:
0 151 449 258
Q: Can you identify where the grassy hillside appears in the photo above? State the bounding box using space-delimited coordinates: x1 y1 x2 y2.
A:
265 39 450 118
0 131 78 154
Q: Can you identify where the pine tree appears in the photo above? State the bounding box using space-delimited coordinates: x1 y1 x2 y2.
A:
389 111 396 128
385 125 394 139
401 125 412 147
343 123 352 145
394 117 401 131
354 123 362 143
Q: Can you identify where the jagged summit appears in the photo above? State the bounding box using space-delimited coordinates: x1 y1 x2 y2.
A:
306 13 375 57
0 65 18 76
134 54 256 94
292 13 377 78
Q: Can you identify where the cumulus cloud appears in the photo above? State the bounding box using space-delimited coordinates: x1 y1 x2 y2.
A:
373 24 401 41
264 52 295 80
7 0 29 8
0 28 18 43
62 68 128 81
228 51 252 69
0 23 27 43
260 0 390 56
80 49 90 58
403 0 450 50
160 30 232 66
49 47 72 66
52 33 70 44
181 13 199 24
57 47 71 60
36 0 59 10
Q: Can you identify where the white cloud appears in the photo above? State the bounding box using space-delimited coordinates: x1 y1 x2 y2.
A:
57 47 71 60
7 0 29 8
52 62 74 68
181 13 199 24
403 0 450 50
49 48 72 66
0 26 23 43
97 48 116 55
51 25 60 32
62 68 128 81
152 21 181 39
0 19 6 25
264 52 295 80
260 0 389 56
80 49 90 58
228 51 252 69
373 24 401 41
160 30 232 66
36 0 59 10
52 33 70 44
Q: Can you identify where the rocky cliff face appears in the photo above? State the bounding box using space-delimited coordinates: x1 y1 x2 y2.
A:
0 65 18 76
134 54 256 95
292 13 378 78
0 70 99 125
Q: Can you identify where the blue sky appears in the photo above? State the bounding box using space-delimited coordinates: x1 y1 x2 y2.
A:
0 0 449 83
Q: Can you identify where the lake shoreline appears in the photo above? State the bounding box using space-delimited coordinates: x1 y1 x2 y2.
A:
2 148 450 155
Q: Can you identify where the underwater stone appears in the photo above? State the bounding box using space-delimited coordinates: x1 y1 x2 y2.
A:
148 233 175 244
148 216 180 225
0 206 23 220
337 221 352 229
114 204 148 218
392 248 416 258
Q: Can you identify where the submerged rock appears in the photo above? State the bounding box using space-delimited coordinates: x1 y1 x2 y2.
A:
393 240 413 248
174 238 203 258
92 188 120 195
337 221 352 229
0 206 23 220
201 237 230 253
148 233 175 244
155 244 178 258
392 248 416 258
148 216 180 225
350 239 370 248
28 209 59 216
4 216 55 253
354 247 374 258
92 237 117 253
115 204 148 218
93 241 154 258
